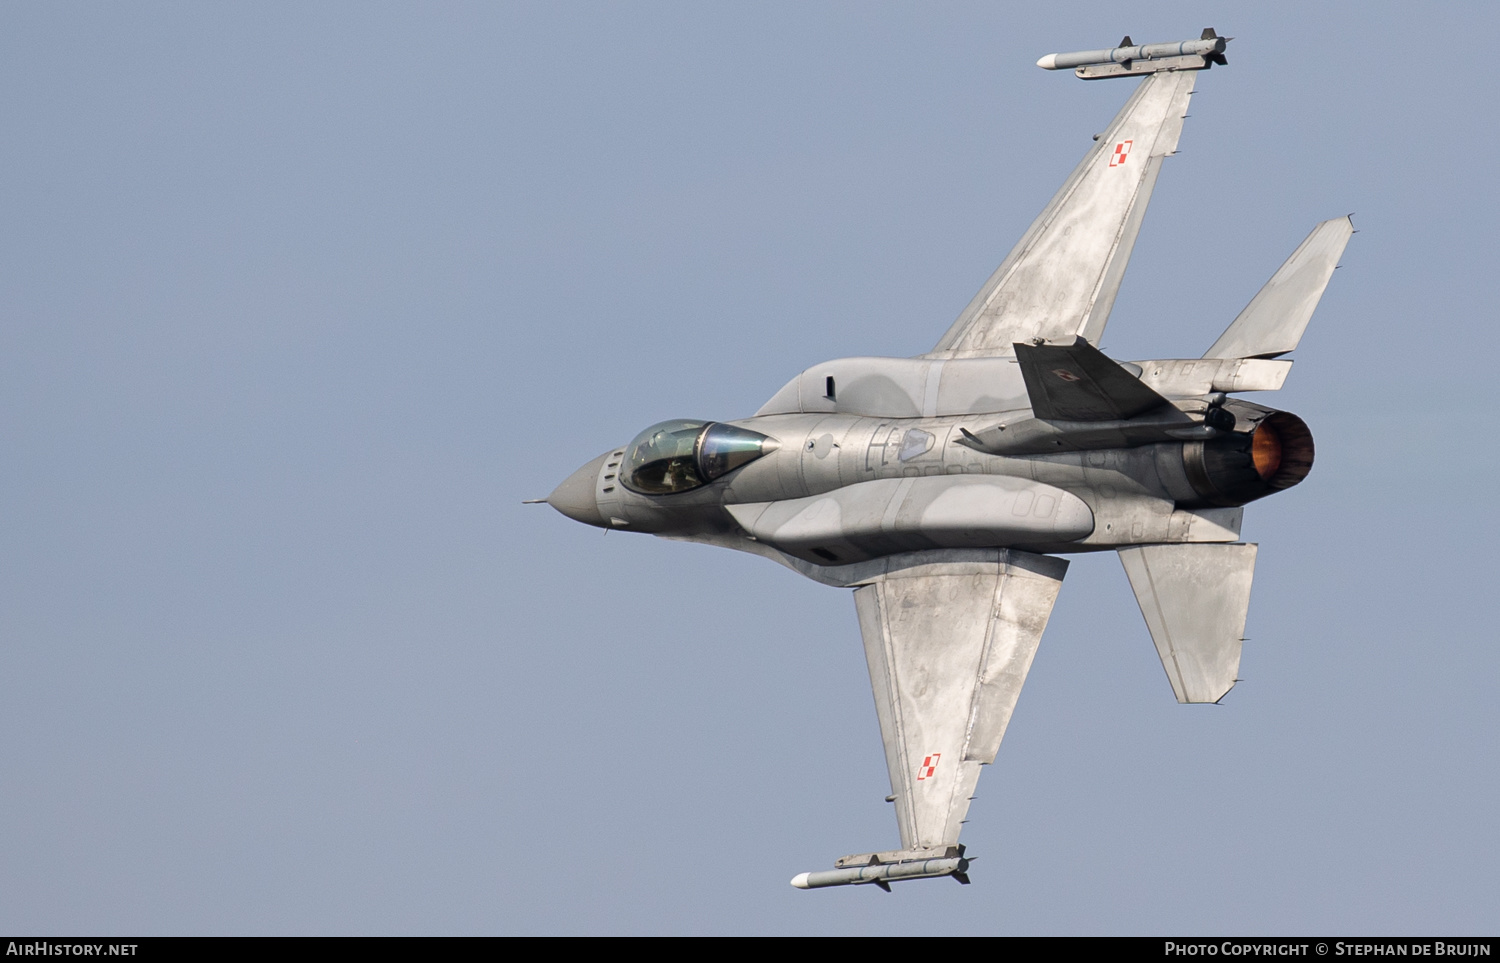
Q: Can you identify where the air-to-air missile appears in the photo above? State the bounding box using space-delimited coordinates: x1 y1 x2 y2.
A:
1037 28 1229 80
792 852 971 893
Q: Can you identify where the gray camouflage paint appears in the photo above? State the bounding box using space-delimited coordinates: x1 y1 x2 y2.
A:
543 42 1350 890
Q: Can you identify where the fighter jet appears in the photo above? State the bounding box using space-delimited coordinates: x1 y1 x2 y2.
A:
537 30 1350 891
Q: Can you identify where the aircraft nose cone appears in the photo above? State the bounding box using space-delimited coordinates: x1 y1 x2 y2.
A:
547 452 609 528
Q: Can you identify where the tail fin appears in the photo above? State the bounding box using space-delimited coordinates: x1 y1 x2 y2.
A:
1203 217 1353 360
1015 337 1172 421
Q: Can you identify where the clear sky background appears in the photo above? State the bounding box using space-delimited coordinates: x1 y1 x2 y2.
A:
2 2 1496 936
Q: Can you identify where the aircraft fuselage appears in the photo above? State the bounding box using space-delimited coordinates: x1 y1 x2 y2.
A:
549 378 1311 567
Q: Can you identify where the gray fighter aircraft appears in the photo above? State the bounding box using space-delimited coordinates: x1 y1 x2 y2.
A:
538 31 1349 891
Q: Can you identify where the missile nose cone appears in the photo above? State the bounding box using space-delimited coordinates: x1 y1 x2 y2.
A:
547 452 609 528
790 872 812 889
1036 53 1059 69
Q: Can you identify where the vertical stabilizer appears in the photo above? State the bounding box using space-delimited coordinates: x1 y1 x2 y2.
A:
1118 543 1256 703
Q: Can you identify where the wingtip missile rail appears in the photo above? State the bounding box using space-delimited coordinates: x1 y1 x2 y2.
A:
1038 28 1229 80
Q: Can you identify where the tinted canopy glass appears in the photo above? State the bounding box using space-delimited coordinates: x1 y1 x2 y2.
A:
622 420 775 495
698 423 774 481
623 419 707 494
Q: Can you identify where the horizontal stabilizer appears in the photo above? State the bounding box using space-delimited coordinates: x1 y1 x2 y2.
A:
1118 543 1256 703
1016 337 1171 421
1204 217 1353 360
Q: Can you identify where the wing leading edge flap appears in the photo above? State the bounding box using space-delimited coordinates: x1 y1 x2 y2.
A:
1015 336 1172 421
1118 543 1257 703
853 549 1067 853
927 69 1196 359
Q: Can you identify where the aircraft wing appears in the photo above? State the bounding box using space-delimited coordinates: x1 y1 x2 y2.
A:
844 549 1067 861
927 69 1196 359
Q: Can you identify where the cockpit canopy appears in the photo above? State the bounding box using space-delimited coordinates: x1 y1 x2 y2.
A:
622 420 777 495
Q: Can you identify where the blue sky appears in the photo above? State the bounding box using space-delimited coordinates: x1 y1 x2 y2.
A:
2 3 1496 934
